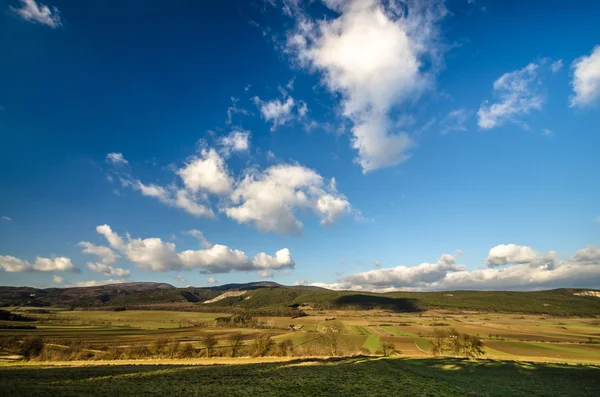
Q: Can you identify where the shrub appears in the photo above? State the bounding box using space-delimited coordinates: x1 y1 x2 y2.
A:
430 328 485 359
177 344 196 358
20 336 45 360
276 339 294 357
380 341 397 357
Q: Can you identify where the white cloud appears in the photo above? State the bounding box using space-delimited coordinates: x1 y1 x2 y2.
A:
207 277 217 284
259 270 273 278
570 45 600 107
294 279 307 286
485 244 557 268
542 128 552 136
440 109 469 134
1 216 11 222
477 62 545 129
218 130 250 154
87 262 130 278
253 248 295 270
184 229 212 249
286 0 446 172
226 97 252 124
133 181 215 218
52 275 65 284
550 59 563 73
176 275 187 284
75 279 127 287
335 253 466 290
177 148 233 195
10 0 62 28
106 147 354 233
313 244 600 291
96 224 295 274
96 225 125 251
225 164 351 234
106 153 218 218
253 95 298 130
106 152 128 165
0 255 75 272
78 242 120 264
373 260 381 267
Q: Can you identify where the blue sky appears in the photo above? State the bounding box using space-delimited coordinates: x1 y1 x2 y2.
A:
1 0 599 291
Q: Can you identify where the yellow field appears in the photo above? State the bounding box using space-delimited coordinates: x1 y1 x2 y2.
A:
1 307 599 364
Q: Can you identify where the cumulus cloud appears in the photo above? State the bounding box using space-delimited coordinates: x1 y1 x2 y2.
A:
52 275 65 284
485 244 557 268
87 262 130 278
218 130 250 154
106 146 354 233
130 179 215 219
96 224 295 274
0 255 75 273
331 253 465 290
74 279 127 287
225 164 351 234
10 0 62 28
313 244 600 291
570 45 600 107
106 152 128 165
294 279 307 286
78 242 120 264
285 0 447 172
253 95 304 130
253 248 295 270
178 148 233 195
477 62 547 129
208 277 217 284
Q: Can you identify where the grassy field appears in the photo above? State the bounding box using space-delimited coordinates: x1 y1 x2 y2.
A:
1 357 599 396
1 307 600 395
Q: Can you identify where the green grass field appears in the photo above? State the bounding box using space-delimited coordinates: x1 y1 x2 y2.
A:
1 357 599 397
362 335 380 352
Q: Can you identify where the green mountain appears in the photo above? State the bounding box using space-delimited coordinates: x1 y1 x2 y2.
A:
0 282 598 316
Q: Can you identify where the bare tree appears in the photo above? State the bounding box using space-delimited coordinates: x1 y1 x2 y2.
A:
228 332 244 357
201 333 218 358
252 334 274 357
152 337 169 357
319 321 342 356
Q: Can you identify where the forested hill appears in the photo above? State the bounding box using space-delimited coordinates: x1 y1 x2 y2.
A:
0 282 599 316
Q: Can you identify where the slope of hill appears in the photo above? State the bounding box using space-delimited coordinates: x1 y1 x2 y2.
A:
0 282 598 316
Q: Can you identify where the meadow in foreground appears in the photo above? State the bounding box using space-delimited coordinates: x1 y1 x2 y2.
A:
1 357 599 397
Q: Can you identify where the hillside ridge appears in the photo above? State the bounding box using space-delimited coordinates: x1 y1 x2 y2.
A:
1 282 599 316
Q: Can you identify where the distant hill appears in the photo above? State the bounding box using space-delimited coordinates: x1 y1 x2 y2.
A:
0 282 598 316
